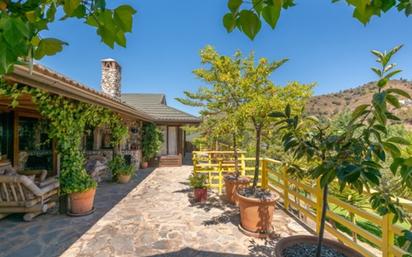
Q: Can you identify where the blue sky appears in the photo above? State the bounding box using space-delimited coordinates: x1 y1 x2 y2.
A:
41 0 412 116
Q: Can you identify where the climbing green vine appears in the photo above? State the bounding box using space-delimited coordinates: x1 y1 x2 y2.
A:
0 80 128 194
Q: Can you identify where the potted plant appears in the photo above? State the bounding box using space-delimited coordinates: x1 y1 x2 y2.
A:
272 46 411 257
189 172 208 202
116 164 135 184
230 59 311 237
142 123 163 168
109 155 135 184
60 164 97 215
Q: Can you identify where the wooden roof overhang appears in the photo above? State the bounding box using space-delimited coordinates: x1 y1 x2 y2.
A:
4 65 154 122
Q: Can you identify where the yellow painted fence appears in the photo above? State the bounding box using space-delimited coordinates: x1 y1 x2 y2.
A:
192 151 412 257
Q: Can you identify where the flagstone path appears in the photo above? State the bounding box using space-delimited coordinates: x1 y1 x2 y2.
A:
61 165 310 257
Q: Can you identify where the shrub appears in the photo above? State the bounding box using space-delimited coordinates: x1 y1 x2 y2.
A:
142 123 164 162
109 155 135 179
189 173 207 189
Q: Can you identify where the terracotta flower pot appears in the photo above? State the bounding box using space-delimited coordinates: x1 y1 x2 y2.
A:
224 176 250 205
141 162 149 169
275 235 364 257
69 188 96 214
194 188 207 202
236 190 278 237
117 174 131 184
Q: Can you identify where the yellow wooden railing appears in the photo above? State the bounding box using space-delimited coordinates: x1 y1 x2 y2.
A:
192 151 412 257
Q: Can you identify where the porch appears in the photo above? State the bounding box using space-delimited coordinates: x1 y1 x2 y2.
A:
0 165 309 257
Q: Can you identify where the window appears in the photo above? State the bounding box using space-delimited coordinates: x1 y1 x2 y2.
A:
0 112 13 161
83 126 94 151
18 117 52 172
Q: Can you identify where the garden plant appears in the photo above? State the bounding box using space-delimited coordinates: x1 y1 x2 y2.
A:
141 123 163 167
271 45 412 257
189 172 208 202
0 81 128 214
109 155 136 184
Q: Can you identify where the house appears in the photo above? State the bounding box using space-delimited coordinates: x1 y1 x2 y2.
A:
0 59 200 179
121 93 199 158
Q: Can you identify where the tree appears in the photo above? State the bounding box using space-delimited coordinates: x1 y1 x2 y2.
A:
177 46 249 176
0 0 136 74
273 45 412 257
223 0 412 40
179 46 313 192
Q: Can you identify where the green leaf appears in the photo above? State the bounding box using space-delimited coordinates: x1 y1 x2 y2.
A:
351 104 369 121
34 38 68 60
238 10 261 40
371 67 382 77
384 69 402 80
262 0 281 29
390 158 403 175
387 136 411 145
25 11 37 23
353 5 374 25
86 16 99 27
223 13 236 32
269 111 286 118
386 94 400 108
377 78 388 88
114 5 136 32
64 0 81 16
383 141 401 158
228 0 243 12
252 0 264 14
386 88 411 99
337 164 361 183
47 3 57 21
285 104 291 117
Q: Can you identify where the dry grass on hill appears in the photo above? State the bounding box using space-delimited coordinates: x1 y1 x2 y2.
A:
306 80 412 127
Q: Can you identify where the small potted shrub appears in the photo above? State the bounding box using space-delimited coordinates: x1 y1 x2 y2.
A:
272 46 410 257
61 166 97 216
189 172 208 202
109 155 135 184
142 123 163 168
116 164 135 184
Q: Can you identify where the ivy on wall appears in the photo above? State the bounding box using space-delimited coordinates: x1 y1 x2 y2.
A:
0 80 128 194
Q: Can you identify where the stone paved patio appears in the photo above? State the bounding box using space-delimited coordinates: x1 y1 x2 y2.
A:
61 165 311 257
0 168 155 257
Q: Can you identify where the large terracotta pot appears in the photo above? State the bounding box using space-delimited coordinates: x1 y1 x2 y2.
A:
69 188 96 214
224 176 250 205
141 162 149 169
236 190 278 237
194 188 207 202
117 174 131 184
275 235 364 257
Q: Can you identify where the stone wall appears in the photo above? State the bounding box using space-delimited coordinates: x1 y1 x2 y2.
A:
84 149 142 182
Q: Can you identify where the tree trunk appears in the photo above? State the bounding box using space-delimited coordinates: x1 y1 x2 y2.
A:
252 126 261 191
316 184 329 257
233 133 239 178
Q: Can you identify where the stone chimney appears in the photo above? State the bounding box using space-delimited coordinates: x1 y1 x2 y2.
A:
101 58 121 99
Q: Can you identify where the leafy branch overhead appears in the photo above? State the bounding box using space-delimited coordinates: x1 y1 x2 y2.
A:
0 0 136 74
224 0 412 40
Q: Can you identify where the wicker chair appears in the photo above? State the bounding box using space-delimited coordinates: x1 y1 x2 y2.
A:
0 171 59 221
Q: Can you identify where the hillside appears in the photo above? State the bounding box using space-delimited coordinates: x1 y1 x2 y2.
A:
306 79 412 126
